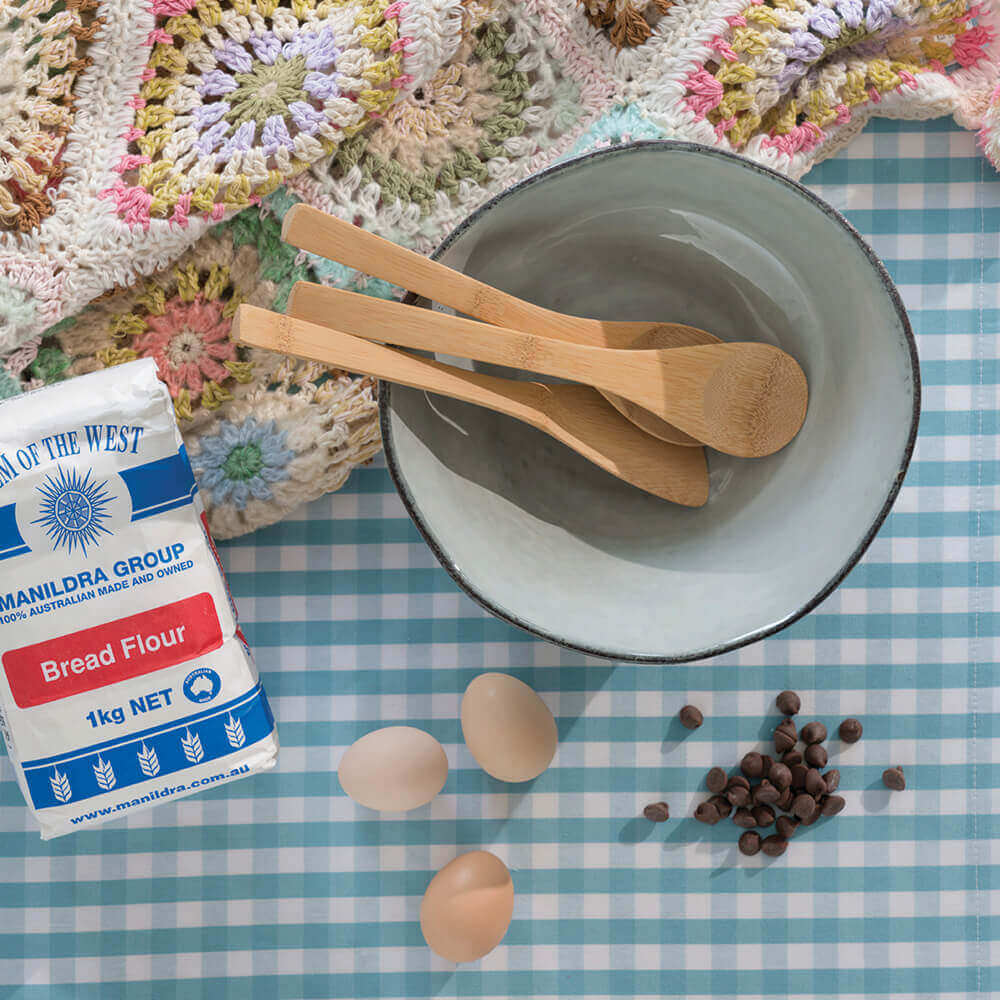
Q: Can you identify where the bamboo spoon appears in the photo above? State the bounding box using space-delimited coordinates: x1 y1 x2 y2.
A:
281 204 722 446
234 305 710 506
281 284 807 458
288 280 718 447
599 326 720 446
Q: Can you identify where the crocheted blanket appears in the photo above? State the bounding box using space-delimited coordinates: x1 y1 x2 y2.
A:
2 0 998 538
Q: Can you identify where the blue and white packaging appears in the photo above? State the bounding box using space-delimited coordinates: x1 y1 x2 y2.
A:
0 360 278 838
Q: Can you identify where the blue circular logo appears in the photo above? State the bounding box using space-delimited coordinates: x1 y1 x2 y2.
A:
35 466 115 555
183 668 221 704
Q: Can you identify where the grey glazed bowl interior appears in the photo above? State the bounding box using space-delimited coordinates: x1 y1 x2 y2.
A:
381 142 919 662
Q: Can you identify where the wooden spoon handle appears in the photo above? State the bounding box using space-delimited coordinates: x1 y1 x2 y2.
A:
283 206 729 350
286 281 627 389
234 305 546 421
282 204 572 330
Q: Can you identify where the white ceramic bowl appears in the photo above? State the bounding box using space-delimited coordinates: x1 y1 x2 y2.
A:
381 143 919 662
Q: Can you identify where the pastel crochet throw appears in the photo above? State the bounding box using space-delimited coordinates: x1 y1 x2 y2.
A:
2 0 999 538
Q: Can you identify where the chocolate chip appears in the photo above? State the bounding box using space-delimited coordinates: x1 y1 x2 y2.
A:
792 793 817 820
773 720 797 753
753 804 775 827
776 690 801 716
882 766 905 791
782 750 803 766
733 807 756 828
805 768 827 797
799 807 820 826
706 767 728 793
823 769 841 793
679 705 703 730
726 785 751 808
800 721 827 745
761 754 774 777
821 795 846 816
709 795 732 818
769 762 792 790
776 785 793 810
643 801 670 822
805 744 828 768
790 763 809 789
776 815 799 839
727 774 750 792
761 835 788 857
753 780 780 805
695 801 720 824
741 752 764 779
739 830 762 856
839 718 863 743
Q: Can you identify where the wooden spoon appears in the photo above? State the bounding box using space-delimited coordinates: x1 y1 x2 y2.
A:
234 305 709 506
289 280 720 447
282 285 807 458
281 204 722 446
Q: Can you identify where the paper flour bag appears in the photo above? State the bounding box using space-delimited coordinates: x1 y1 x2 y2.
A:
0 359 278 837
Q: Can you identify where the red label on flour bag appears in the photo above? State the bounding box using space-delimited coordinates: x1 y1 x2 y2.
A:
4 593 223 708
0 360 279 838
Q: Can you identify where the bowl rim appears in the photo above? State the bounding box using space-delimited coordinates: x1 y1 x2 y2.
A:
379 139 921 663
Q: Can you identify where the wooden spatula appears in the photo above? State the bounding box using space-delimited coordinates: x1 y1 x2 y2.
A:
234 305 710 506
282 284 807 458
282 204 723 446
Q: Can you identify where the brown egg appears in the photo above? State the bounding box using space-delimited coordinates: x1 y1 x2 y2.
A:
420 851 514 962
461 673 557 782
337 726 447 811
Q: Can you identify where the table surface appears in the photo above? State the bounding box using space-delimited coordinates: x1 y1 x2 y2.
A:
1 118 998 1000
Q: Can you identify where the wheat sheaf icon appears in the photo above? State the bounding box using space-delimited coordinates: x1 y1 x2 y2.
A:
181 728 204 763
93 756 116 791
50 767 72 803
224 714 245 749
137 743 160 778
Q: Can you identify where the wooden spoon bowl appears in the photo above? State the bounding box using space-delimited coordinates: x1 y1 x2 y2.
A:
599 324 722 446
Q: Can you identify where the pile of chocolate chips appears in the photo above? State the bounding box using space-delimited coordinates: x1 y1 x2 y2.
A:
693 691 863 858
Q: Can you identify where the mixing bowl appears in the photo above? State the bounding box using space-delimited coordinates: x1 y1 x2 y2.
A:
380 142 919 662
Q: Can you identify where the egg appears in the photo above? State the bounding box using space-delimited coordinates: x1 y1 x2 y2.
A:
461 672 557 783
337 726 447 811
420 851 514 962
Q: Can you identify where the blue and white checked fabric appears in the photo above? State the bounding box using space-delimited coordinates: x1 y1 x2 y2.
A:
0 118 997 999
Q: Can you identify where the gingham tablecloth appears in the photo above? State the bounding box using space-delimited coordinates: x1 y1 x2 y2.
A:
1 118 998 1000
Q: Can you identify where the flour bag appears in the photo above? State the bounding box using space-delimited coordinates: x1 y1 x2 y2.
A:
0 359 278 838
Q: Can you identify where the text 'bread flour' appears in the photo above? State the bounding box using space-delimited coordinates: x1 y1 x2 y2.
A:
0 360 278 838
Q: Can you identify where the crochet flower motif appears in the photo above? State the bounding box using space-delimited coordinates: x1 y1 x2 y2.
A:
134 298 238 400
97 264 253 421
196 28 341 162
329 18 577 218
681 0 995 152
19 215 330 420
102 0 410 228
0 0 101 233
194 417 294 509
